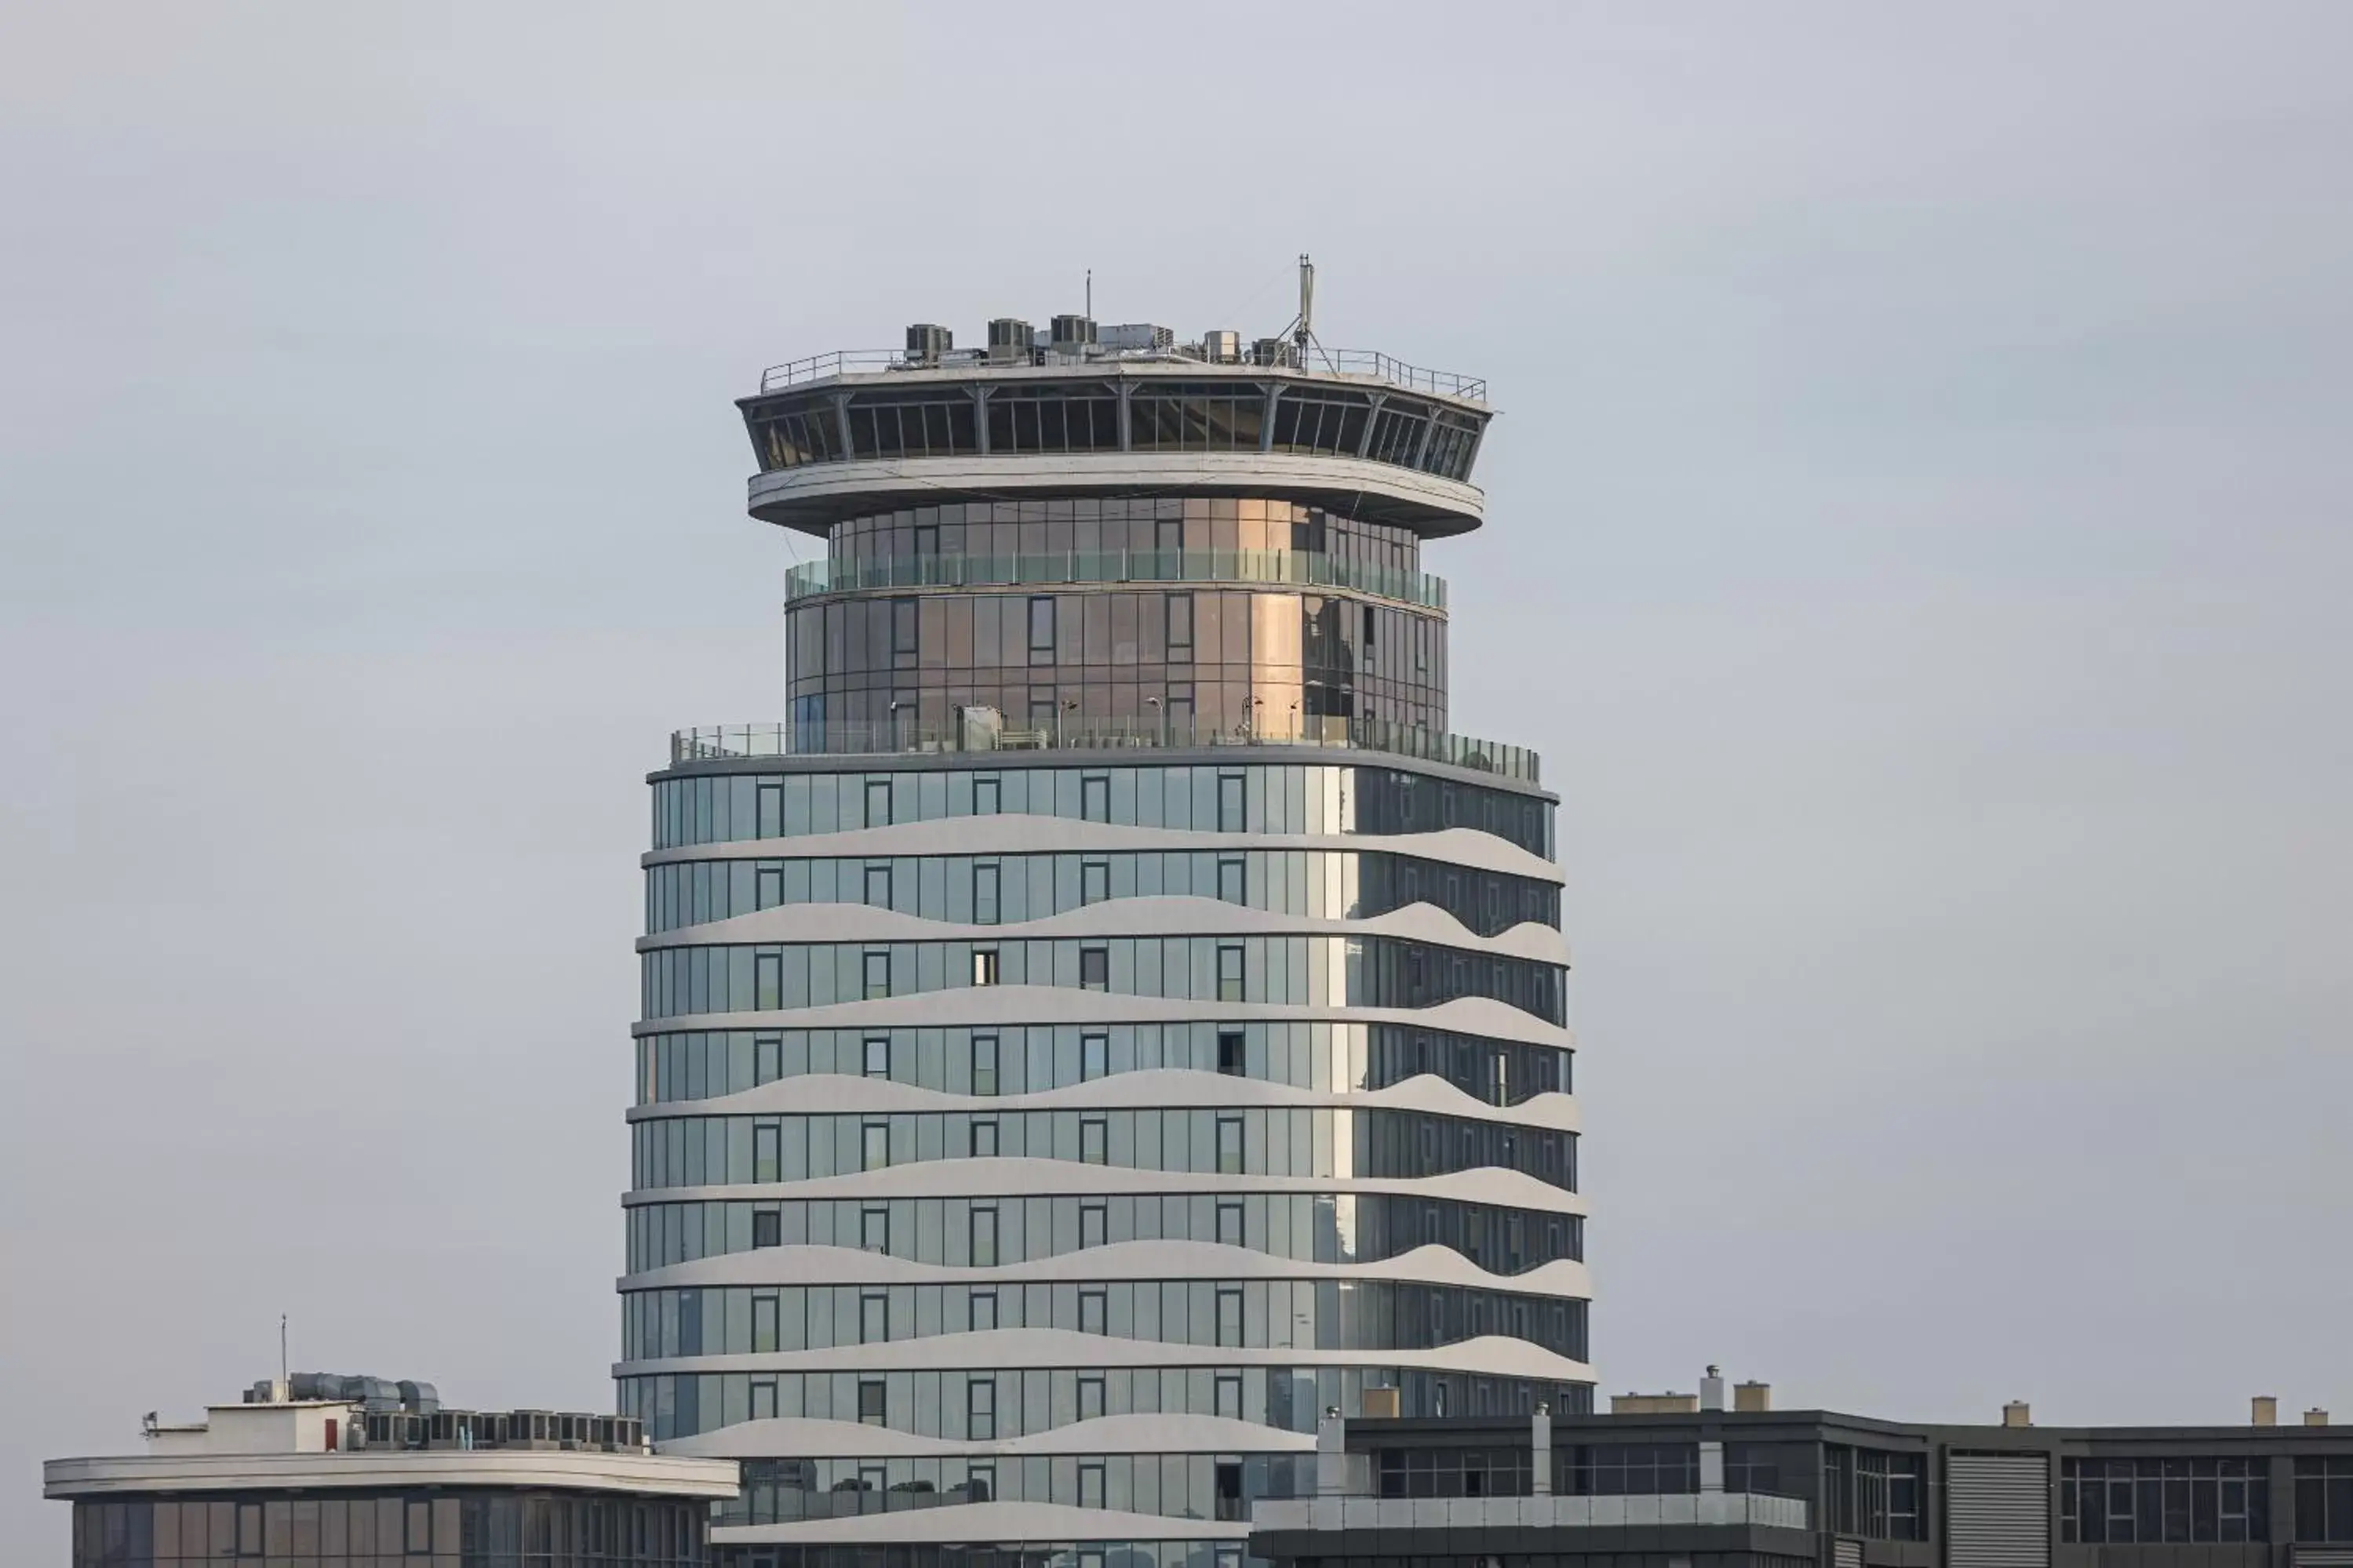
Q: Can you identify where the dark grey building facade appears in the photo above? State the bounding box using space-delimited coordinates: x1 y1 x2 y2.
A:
1251 1404 2353 1568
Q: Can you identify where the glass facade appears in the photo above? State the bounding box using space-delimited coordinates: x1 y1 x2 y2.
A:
70 1493 708 1567
637 343 1569 1563
785 501 1447 740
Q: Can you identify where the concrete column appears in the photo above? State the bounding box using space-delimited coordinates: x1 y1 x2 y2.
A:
1317 1406 1347 1497
1532 1403 1553 1495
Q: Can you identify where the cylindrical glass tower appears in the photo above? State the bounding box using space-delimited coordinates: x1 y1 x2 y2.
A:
619 320 1586 1568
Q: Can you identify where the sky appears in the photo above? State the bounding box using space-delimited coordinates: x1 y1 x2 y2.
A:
3 0 2351 1549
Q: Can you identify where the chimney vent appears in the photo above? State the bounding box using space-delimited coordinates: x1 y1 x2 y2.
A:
2253 1396 2278 1427
1700 1366 1727 1412
2307 1409 2331 1428
2003 1401 2031 1428
1735 1382 1772 1413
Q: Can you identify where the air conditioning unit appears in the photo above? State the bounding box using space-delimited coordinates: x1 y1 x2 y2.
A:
1100 322 1174 352
905 323 952 365
1200 329 1241 363
987 318 1036 364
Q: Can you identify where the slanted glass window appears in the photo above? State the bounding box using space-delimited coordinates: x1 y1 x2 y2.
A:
985 384 1120 453
845 391 979 459
1364 398 1432 467
1129 382 1266 453
1270 391 1372 456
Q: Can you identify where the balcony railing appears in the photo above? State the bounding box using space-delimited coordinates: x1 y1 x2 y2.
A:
1251 1490 1810 1533
758 344 1485 402
785 549 1446 610
672 715 1539 784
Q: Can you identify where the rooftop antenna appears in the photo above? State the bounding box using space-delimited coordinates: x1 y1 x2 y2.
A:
279 1314 289 1396
1085 268 1092 320
1294 254 1315 352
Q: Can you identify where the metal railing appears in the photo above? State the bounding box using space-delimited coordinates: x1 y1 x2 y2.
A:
671 715 1539 784
758 343 1485 402
785 548 1447 610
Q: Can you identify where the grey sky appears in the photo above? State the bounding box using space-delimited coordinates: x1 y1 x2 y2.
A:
4 1 2350 1549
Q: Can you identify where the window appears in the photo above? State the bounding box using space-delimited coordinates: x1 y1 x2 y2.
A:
1215 1373 1243 1420
1028 597 1056 663
971 1035 999 1094
1567 1442 1701 1497
865 779 892 828
891 598 919 661
1080 1459 1107 1508
864 863 891 908
1082 774 1109 821
858 1380 887 1427
860 1292 889 1344
1080 1116 1108 1165
756 1035 782 1084
1081 1033 1108 1080
1079 1288 1107 1333
970 1118 999 1157
1167 595 1193 662
754 1123 781 1181
1217 944 1244 1002
1218 855 1245 904
753 1295 780 1353
1081 858 1109 905
967 1462 995 1502
967 1380 996 1440
752 1210 781 1249
971 949 1000 987
1217 1029 1245 1076
969 1290 998 1332
1216 1287 1243 1346
756 951 781 1009
860 1206 888 1252
2063 1457 2267 1544
1080 947 1109 991
1215 1461 1245 1521
970 1207 999 1267
974 776 1000 815
1078 1377 1107 1421
1080 1202 1108 1247
974 862 1000 924
1217 773 1245 831
861 1122 890 1170
2297 1457 2353 1541
862 950 891 1000
1215 1200 1244 1247
861 1037 891 1079
1215 1115 1244 1174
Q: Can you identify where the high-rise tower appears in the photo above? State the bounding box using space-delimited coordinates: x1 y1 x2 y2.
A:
620 297 1587 1568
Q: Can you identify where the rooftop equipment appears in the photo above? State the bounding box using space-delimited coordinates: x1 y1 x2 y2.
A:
905 323 952 366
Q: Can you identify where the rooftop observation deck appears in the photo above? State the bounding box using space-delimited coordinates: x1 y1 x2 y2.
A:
738 322 1495 537
756 340 1487 406
669 714 1541 786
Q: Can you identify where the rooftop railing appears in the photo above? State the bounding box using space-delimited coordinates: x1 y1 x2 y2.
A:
672 715 1539 784
785 548 1447 610
757 343 1486 402
1251 1490 1810 1532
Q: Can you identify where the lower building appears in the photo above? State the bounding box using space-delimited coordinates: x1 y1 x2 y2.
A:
1250 1373 2353 1568
46 1372 741 1567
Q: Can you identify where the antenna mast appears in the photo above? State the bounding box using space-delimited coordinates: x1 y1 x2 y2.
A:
1294 254 1315 352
